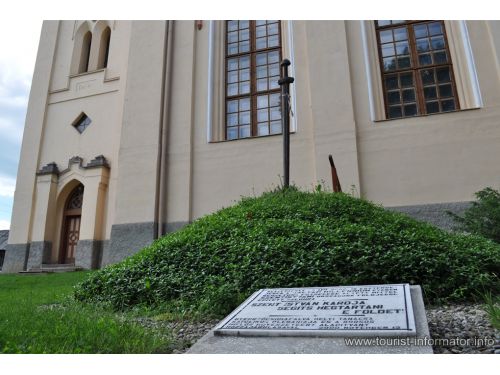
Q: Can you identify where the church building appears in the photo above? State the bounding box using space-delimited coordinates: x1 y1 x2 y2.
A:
2 20 500 273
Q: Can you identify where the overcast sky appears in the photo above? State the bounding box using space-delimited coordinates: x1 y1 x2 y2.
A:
0 20 42 229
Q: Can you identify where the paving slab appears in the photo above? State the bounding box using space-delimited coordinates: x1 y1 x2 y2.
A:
188 285 433 354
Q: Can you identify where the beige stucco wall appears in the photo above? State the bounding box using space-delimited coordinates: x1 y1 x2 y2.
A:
347 20 500 206
164 20 362 225
164 20 500 224
112 21 166 226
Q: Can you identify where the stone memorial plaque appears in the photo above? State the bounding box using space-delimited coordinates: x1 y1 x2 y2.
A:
214 284 416 337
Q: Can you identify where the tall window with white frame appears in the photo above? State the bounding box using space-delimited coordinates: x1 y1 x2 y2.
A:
375 20 460 119
225 20 283 140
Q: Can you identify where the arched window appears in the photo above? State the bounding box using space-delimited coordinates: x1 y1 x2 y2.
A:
79 31 92 73
98 26 111 69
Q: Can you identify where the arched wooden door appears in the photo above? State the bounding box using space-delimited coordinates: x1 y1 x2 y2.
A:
59 184 84 264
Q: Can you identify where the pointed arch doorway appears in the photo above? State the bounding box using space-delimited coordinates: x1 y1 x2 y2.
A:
59 184 84 264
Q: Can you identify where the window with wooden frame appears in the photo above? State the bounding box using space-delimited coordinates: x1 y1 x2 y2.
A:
375 20 460 119
225 20 282 140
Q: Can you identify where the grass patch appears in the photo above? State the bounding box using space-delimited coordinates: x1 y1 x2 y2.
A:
75 188 500 317
0 272 173 353
483 292 500 330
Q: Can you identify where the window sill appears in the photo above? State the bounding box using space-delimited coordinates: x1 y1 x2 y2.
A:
209 130 296 144
69 68 107 79
372 106 481 123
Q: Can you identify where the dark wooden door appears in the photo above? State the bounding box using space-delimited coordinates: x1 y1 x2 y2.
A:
59 184 83 264
61 215 81 264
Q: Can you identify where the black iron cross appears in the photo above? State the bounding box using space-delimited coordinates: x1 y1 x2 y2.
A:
278 59 295 189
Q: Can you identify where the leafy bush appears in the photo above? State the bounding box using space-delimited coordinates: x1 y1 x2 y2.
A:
449 187 500 244
75 189 500 316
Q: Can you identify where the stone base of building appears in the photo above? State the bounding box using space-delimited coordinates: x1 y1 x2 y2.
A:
75 240 105 269
0 201 472 273
387 201 471 231
165 221 190 233
101 222 158 266
26 241 52 270
1 243 30 273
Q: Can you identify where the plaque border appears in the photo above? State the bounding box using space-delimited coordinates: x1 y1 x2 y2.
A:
215 283 417 337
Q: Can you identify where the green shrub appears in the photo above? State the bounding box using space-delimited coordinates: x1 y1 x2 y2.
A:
75 189 500 316
449 187 500 244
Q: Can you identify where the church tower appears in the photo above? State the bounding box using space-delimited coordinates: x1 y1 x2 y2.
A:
2 21 167 272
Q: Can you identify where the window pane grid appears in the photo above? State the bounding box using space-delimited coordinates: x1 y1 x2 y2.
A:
227 21 250 56
376 20 459 119
376 20 406 28
385 71 418 119
420 66 456 113
225 20 282 140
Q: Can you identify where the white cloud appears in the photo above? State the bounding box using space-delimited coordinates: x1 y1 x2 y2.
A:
0 20 40 79
0 117 24 144
0 219 10 230
0 19 40 147
0 96 28 108
0 175 16 198
0 19 40 232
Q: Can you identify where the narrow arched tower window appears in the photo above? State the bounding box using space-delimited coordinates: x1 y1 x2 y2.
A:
79 31 92 73
98 27 111 69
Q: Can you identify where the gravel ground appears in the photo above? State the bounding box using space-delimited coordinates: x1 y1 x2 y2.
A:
133 303 499 354
426 303 499 354
132 317 220 353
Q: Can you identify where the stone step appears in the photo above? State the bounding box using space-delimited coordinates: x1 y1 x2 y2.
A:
42 263 75 268
42 264 83 272
20 264 83 273
19 269 46 274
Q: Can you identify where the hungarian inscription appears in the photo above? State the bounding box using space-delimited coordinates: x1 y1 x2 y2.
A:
215 284 416 337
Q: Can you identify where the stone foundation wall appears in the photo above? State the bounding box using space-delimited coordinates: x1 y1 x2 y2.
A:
386 202 471 231
0 202 474 272
1 243 29 273
102 222 157 266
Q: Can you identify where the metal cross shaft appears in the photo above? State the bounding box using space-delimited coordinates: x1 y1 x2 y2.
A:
278 59 295 189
